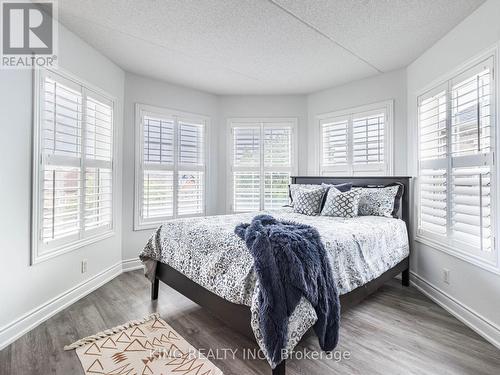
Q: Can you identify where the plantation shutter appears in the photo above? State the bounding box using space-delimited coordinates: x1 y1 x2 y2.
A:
139 110 206 226
264 125 292 209
231 120 295 213
84 93 113 231
41 74 83 245
320 117 348 175
449 61 493 252
35 70 115 260
319 103 391 176
351 111 385 174
418 57 495 257
232 125 261 212
142 116 175 221
418 88 448 235
451 167 491 250
178 120 204 216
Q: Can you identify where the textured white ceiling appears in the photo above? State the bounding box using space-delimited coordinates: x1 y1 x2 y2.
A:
58 0 485 94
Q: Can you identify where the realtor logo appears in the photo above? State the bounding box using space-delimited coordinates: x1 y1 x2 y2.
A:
1 0 58 68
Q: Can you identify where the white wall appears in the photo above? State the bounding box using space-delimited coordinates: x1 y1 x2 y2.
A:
306 69 407 175
217 95 308 212
121 73 219 261
0 23 124 347
407 0 500 346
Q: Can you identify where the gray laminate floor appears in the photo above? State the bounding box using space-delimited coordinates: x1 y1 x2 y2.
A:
1 270 499 374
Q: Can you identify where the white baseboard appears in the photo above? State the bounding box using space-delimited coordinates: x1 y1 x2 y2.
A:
0 258 143 350
0 261 122 350
122 258 143 272
411 271 500 350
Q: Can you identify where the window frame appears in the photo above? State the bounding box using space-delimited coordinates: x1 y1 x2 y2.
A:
414 47 499 274
317 100 394 176
31 68 117 265
134 103 209 231
227 117 298 213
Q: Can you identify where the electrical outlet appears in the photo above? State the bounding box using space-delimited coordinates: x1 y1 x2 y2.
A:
81 259 88 274
443 268 450 284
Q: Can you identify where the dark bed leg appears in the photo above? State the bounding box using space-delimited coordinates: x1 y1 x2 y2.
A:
272 360 285 375
151 277 159 300
402 268 410 287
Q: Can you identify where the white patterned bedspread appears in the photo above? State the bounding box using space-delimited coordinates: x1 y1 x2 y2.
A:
139 208 409 367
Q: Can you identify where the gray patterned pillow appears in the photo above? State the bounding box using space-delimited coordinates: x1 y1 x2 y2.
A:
292 188 326 216
289 184 322 203
321 189 360 218
356 186 399 217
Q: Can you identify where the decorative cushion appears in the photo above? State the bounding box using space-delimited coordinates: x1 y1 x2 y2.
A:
321 189 360 218
321 182 352 193
355 185 400 217
289 184 322 203
289 182 352 204
292 188 326 216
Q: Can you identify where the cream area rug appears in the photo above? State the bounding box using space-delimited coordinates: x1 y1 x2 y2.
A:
64 313 223 375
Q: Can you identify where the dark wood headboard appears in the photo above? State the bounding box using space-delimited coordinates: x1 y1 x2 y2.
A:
291 176 412 229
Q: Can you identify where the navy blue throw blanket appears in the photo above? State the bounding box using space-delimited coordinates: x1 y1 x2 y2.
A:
235 214 340 364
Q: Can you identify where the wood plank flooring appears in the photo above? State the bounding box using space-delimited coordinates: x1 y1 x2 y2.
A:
1 270 499 374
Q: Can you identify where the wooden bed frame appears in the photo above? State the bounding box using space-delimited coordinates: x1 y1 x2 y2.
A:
150 176 412 375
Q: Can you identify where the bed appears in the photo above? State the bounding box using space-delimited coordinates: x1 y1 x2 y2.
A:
140 176 412 375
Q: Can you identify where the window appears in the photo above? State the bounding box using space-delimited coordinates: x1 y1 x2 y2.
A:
32 69 114 263
135 104 207 230
417 56 497 267
318 101 393 176
229 118 297 213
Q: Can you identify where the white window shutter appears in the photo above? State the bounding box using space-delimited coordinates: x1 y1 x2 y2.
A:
179 121 204 166
233 172 261 212
139 110 206 224
352 112 385 173
178 170 204 216
231 121 295 213
142 170 174 219
143 116 175 164
451 67 491 157
35 70 115 260
84 94 113 232
41 74 83 244
85 167 112 230
178 121 204 216
320 118 348 174
85 96 113 161
451 167 491 250
419 90 447 161
232 126 261 212
233 126 260 167
263 125 292 209
417 57 495 258
42 166 81 242
43 76 83 158
141 115 175 222
264 172 289 209
418 168 447 235
264 126 291 167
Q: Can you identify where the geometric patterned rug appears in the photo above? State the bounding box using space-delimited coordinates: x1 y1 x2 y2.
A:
64 313 223 375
